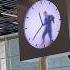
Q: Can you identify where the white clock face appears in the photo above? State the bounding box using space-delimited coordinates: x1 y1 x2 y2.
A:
24 0 61 49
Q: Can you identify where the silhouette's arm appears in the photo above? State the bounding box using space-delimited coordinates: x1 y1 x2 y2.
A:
51 15 54 23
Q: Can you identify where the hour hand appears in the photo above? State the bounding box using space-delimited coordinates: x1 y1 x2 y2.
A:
39 12 43 25
33 25 43 40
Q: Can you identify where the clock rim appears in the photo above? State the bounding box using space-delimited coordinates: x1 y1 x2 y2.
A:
23 0 61 49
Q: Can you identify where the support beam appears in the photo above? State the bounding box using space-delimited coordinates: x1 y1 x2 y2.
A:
39 57 48 70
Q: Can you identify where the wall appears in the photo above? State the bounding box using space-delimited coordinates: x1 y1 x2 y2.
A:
66 0 70 37
5 0 70 70
0 0 70 70
4 35 70 70
0 41 7 70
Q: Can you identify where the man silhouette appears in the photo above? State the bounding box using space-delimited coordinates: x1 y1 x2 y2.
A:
42 11 54 44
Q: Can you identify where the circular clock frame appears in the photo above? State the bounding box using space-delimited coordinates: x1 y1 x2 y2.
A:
24 0 61 49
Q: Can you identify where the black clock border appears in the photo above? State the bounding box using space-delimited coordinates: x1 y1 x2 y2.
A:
17 0 70 61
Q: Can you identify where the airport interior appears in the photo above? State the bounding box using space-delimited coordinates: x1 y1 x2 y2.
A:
0 0 70 70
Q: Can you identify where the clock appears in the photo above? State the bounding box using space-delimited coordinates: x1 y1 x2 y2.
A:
17 0 70 60
24 0 61 49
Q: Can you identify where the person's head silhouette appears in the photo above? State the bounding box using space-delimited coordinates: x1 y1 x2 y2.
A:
43 11 48 16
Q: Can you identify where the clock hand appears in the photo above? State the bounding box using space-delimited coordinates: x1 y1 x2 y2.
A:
33 25 43 40
39 12 43 25
33 13 44 40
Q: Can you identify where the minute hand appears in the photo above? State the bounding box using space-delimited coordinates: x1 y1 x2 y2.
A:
39 13 43 25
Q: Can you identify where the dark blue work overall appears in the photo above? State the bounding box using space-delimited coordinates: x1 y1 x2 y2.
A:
42 15 54 43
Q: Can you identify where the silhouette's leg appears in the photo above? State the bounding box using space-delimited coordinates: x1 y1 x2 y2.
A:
48 29 52 43
42 28 47 44
47 23 53 43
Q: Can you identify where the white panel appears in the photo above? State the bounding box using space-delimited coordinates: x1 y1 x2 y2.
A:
0 41 6 58
1 59 6 70
0 41 6 70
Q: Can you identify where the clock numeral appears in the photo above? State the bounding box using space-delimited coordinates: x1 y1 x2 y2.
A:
32 7 34 9
56 8 58 10
40 1 42 4
29 38 30 40
57 30 60 32
36 44 39 48
26 17 29 19
49 1 50 5
44 44 45 48
59 18 62 22
36 44 37 46
59 18 62 20
25 28 27 29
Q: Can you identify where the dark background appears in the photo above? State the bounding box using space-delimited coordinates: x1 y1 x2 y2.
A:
17 0 70 61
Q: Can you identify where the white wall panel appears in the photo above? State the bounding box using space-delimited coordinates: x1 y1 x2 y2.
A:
0 41 6 70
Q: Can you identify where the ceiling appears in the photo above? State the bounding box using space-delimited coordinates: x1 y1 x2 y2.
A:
0 0 18 36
